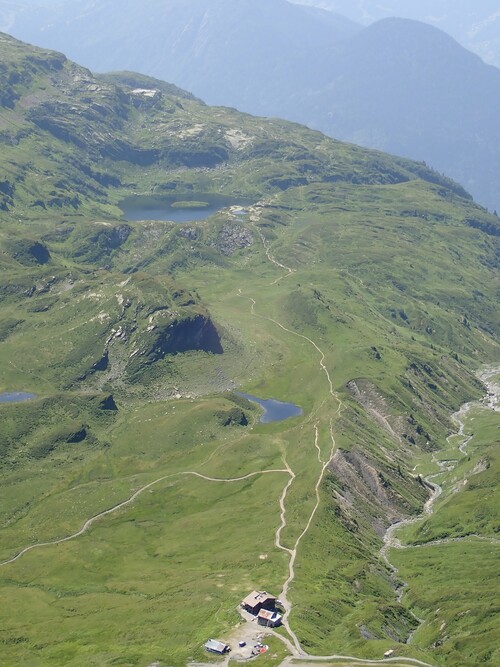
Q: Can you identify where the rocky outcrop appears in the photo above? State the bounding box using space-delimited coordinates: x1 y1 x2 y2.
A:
465 215 500 237
216 224 254 255
347 379 402 443
71 224 132 264
6 238 51 265
216 407 249 427
96 394 118 411
328 448 428 538
163 144 228 168
138 313 222 364
0 179 14 210
347 377 433 448
124 311 222 381
92 225 131 250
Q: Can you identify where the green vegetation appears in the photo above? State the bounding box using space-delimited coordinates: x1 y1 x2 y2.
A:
0 32 498 667
170 201 210 209
386 402 500 666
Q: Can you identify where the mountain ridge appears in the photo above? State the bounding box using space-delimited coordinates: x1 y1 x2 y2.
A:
5 0 500 211
291 0 500 68
0 32 498 667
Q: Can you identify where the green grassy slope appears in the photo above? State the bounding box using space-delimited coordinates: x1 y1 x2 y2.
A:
391 400 500 666
0 32 498 667
0 31 471 223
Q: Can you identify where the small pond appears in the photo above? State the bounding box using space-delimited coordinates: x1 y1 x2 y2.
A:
120 194 251 223
0 392 36 403
237 392 302 424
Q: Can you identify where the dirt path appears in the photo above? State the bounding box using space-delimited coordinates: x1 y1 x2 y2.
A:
237 286 342 655
282 657 434 667
254 224 295 285
275 423 337 654
4 233 478 667
0 468 291 567
238 292 337 402
234 242 439 666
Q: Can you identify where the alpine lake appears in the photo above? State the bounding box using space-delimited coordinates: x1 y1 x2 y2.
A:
119 194 251 222
237 392 302 423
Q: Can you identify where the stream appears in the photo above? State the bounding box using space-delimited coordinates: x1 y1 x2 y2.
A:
380 363 500 629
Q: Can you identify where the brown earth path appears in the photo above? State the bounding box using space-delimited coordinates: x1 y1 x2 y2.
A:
0 468 291 567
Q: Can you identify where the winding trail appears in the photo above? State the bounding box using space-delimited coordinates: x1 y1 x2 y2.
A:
239 282 341 653
279 656 434 667
276 422 337 655
6 232 491 667
0 468 291 567
238 292 336 401
233 237 437 666
253 224 295 285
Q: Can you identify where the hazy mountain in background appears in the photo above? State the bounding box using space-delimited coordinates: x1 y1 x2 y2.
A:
2 0 360 115
304 18 500 213
291 0 500 69
5 0 500 211
0 32 498 666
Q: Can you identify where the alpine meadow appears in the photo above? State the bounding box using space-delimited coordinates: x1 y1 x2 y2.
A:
0 29 498 667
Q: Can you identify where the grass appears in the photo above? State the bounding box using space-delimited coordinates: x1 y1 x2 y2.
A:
0 31 499 667
387 402 500 665
391 542 499 666
0 397 291 665
1 197 498 663
1 204 497 663
170 200 210 209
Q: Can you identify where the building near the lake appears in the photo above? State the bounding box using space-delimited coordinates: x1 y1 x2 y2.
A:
241 590 277 615
204 638 230 654
257 608 282 627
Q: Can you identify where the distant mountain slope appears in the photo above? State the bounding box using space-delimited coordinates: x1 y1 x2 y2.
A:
303 18 500 213
4 0 359 114
0 29 496 390
1 30 471 222
0 33 499 666
292 0 500 69
5 0 500 213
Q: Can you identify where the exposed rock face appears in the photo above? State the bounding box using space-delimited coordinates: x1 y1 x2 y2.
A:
7 238 51 265
216 407 249 426
347 377 432 448
61 274 224 387
178 226 198 240
164 144 228 168
465 215 500 237
66 426 87 443
86 392 118 412
92 225 131 250
139 314 223 364
96 394 118 411
328 448 428 538
347 379 402 443
0 179 14 210
30 241 50 264
92 351 109 372
216 223 254 255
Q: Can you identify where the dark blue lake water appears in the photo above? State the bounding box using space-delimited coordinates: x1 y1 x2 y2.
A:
237 393 302 423
0 392 36 403
120 195 251 223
